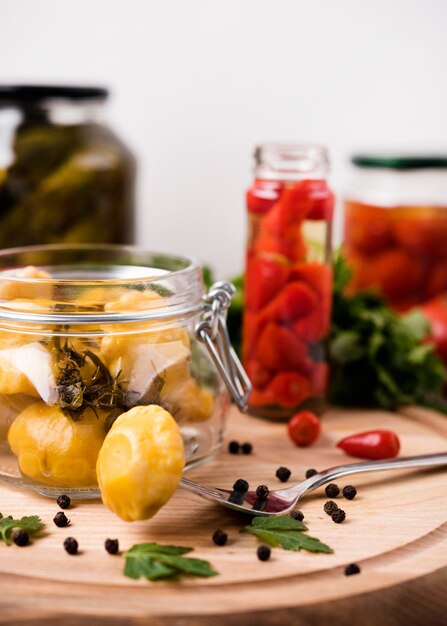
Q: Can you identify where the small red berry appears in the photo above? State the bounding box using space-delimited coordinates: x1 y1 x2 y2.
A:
288 410 321 447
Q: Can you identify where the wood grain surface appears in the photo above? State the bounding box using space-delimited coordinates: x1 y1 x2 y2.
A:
0 405 446 626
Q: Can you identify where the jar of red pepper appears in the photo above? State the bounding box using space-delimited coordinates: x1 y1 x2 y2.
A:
243 144 334 420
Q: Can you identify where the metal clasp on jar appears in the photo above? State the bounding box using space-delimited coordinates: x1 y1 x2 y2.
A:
195 282 251 412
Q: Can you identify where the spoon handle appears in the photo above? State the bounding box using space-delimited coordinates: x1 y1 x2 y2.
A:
287 452 447 497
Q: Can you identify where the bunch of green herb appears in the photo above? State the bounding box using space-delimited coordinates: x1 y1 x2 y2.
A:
329 254 447 411
240 515 333 553
123 542 218 581
0 513 45 545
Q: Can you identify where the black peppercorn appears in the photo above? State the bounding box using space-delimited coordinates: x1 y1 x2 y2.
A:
290 510 304 521
255 485 269 499
324 500 339 516
257 545 271 561
343 485 357 500
53 511 70 527
305 468 317 478
13 529 29 547
228 491 245 505
105 538 119 555
63 537 78 555
233 479 249 493
252 498 267 512
241 442 253 455
228 440 240 454
212 529 228 546
275 466 291 482
325 483 340 498
331 508 346 524
57 494 71 509
345 563 361 576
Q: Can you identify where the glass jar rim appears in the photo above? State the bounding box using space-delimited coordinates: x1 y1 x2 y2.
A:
0 85 108 104
253 142 330 180
0 243 204 327
351 154 447 170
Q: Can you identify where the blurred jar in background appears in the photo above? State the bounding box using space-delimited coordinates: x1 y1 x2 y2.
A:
344 155 447 311
0 85 135 247
243 144 334 420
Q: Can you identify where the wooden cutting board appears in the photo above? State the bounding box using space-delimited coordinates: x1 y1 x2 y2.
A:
0 405 446 626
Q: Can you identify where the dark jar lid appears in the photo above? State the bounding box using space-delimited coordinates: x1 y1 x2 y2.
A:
351 154 447 170
0 85 109 103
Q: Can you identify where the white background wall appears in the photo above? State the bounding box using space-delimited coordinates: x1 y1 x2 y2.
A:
1 0 447 277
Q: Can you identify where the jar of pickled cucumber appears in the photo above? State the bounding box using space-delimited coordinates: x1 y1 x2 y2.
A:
243 144 334 420
0 244 249 497
0 85 135 247
344 155 447 310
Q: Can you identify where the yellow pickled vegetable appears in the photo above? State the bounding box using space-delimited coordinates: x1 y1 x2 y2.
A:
102 333 189 401
97 405 184 521
104 289 164 312
101 326 190 363
8 402 107 487
76 286 127 308
101 327 214 423
0 341 56 400
0 394 35 440
161 377 214 423
0 266 53 300
0 355 39 397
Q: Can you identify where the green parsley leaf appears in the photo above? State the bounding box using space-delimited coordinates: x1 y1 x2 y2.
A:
124 555 176 581
156 555 218 577
0 514 45 545
244 527 333 553
250 515 308 532
241 515 333 554
123 542 218 582
125 543 192 556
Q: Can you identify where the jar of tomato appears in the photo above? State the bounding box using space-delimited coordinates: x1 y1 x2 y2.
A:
344 155 447 310
243 144 334 420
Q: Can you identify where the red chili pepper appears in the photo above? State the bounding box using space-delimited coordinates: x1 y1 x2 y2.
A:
246 180 282 214
248 388 275 407
293 309 329 342
244 360 272 388
255 227 307 262
288 410 321 447
266 371 311 408
245 256 289 311
288 262 332 299
262 282 317 324
337 430 400 460
256 323 311 372
299 180 335 221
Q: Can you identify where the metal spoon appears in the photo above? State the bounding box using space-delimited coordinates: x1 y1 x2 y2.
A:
180 452 447 516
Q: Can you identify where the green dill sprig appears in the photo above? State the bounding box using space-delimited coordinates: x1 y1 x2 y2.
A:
51 339 134 422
